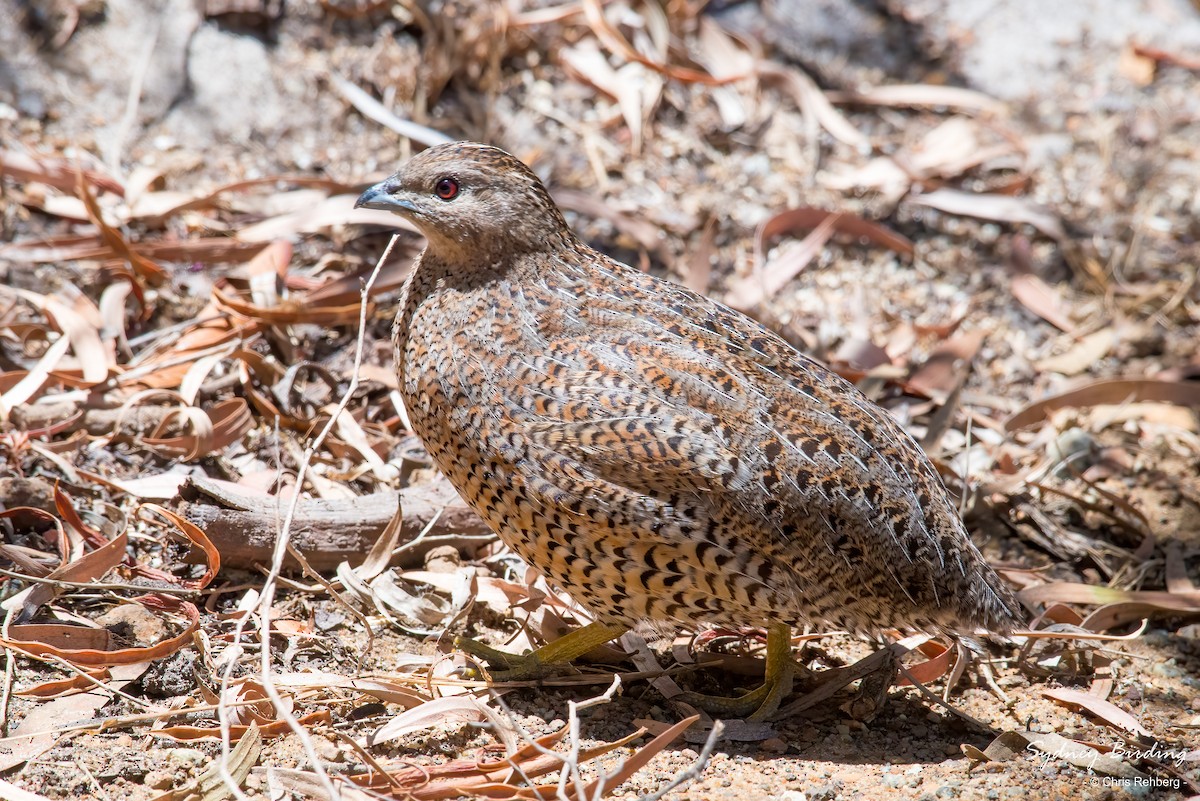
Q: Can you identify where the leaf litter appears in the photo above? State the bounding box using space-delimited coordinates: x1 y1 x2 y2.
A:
1 0 1199 799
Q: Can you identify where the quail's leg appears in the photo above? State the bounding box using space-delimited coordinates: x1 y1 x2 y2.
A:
675 622 796 721
456 621 628 680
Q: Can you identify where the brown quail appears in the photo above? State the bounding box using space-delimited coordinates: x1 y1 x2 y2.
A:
356 142 1022 720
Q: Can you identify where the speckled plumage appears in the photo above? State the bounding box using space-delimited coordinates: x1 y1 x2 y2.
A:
358 142 1022 643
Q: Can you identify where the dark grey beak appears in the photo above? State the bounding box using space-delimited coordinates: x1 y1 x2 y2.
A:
355 181 417 213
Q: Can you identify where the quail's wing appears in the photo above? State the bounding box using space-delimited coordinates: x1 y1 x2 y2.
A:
498 340 753 494
489 262 902 514
484 303 963 627
482 258 1020 630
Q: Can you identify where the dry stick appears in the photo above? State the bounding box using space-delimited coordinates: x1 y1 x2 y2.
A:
104 15 160 173
116 341 242 386
46 655 161 713
559 675 623 801
218 405 293 799
283 542 375 670
329 74 454 147
0 567 199 596
420 665 688 693
892 657 997 736
484 677 621 800
76 758 113 801
620 631 690 706
561 676 721 801
390 505 445 567
637 720 724 801
958 415 975 518
0 607 15 735
329 729 409 791
125 312 232 349
772 646 896 719
239 233 399 801
212 486 269 788
0 696 283 745
484 673 716 801
215 430 276 801
482 682 581 791
921 367 967 454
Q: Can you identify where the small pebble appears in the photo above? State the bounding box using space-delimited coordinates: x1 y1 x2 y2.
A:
806 782 841 801
143 770 173 790
312 736 343 763
168 749 207 767
1152 660 1183 678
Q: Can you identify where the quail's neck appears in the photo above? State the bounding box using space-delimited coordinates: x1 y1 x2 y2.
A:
416 227 583 285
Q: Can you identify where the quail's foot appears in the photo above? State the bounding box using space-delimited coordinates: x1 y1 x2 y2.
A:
456 621 628 681
675 623 797 721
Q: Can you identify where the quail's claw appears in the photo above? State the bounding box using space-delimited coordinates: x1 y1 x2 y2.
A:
454 622 629 682
455 635 547 681
675 623 797 721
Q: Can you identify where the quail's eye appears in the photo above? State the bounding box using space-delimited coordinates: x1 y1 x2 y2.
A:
434 177 459 200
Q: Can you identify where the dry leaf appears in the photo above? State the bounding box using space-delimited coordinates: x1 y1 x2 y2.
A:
0 149 124 197
896 638 955 686
1036 328 1115 375
1010 273 1077 333
1131 42 1200 71
14 668 113 699
758 63 870 150
726 207 913 310
905 330 985 403
904 117 1016 181
1019 582 1200 611
1 598 202 667
1118 42 1158 85
826 84 1007 115
580 0 743 85
727 211 841 310
1005 378 1200 431
1041 688 1153 738
554 189 664 255
369 695 491 745
911 188 1067 241
150 723 261 801
238 194 418 241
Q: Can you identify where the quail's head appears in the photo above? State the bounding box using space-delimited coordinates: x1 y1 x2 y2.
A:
356 142 572 260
